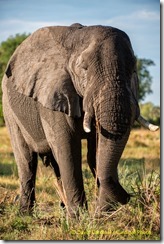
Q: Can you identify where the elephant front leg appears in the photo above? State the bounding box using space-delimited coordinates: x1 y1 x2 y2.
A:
43 114 87 218
87 132 100 187
55 137 87 217
87 131 97 178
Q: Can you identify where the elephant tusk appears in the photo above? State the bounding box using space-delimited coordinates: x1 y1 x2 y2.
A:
83 112 92 133
136 115 159 132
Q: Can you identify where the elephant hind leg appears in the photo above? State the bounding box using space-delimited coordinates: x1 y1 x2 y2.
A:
5 119 38 213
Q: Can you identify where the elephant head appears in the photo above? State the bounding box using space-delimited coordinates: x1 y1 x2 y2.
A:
5 24 158 212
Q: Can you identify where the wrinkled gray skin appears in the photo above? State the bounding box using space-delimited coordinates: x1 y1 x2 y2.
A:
2 23 140 217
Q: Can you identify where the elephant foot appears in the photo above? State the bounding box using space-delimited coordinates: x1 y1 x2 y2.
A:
97 177 130 214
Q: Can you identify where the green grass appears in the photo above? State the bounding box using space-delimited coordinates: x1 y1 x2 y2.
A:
0 127 160 240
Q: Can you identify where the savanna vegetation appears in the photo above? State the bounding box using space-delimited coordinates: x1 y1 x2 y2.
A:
0 127 160 240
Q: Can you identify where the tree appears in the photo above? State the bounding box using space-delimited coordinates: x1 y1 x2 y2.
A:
0 33 29 126
140 102 160 125
136 58 155 102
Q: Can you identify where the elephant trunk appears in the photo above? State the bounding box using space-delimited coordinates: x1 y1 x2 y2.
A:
97 130 129 181
96 124 131 211
93 84 131 211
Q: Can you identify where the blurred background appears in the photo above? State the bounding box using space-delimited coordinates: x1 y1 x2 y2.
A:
0 0 160 126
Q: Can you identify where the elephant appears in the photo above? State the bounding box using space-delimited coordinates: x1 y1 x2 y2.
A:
2 23 159 217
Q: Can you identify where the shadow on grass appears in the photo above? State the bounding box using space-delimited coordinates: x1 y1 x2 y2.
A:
0 152 18 177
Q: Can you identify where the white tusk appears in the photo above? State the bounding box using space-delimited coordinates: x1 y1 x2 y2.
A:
83 112 92 133
137 115 159 132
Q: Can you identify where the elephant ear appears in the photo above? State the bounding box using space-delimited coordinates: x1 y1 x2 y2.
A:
5 27 81 118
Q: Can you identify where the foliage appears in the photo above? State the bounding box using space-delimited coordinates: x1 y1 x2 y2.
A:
0 33 30 126
0 127 160 240
140 102 160 125
136 58 155 102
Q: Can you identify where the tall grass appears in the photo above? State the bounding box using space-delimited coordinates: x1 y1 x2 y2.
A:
0 127 160 240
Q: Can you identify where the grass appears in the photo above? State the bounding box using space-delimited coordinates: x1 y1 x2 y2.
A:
0 127 160 240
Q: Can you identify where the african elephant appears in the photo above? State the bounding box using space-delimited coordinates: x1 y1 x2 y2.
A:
2 23 158 217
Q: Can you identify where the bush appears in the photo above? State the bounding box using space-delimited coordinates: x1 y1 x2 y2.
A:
140 102 160 125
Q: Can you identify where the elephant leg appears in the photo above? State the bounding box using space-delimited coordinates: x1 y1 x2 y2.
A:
42 114 87 217
19 151 38 214
53 136 86 217
59 139 87 217
5 119 38 213
87 132 100 187
87 133 97 178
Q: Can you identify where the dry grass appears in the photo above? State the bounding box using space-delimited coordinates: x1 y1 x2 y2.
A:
0 127 160 240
